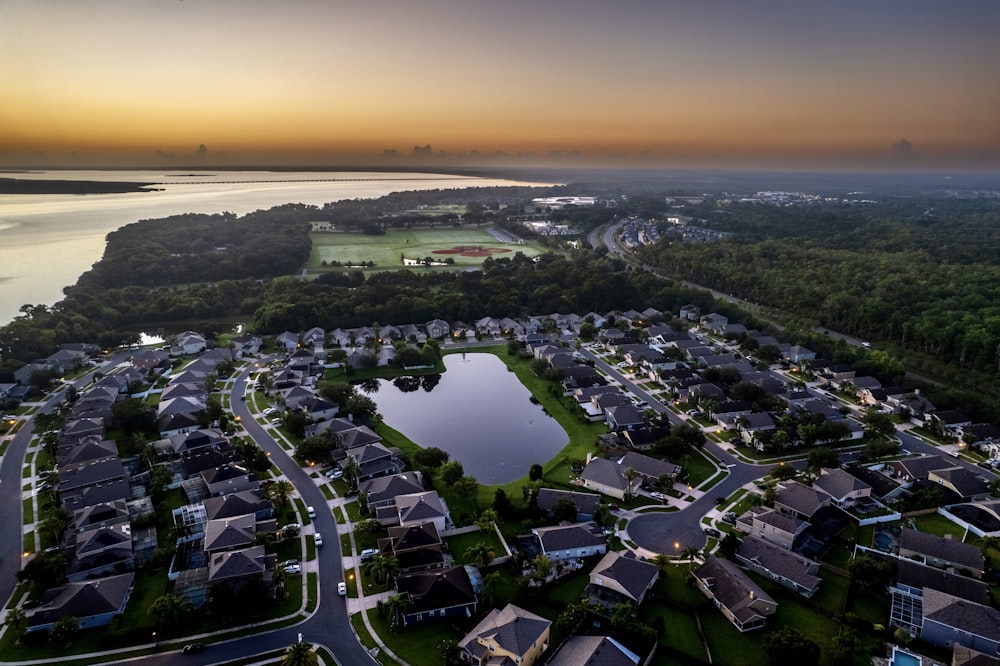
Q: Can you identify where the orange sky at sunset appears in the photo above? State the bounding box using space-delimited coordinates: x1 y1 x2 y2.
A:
2 0 998 170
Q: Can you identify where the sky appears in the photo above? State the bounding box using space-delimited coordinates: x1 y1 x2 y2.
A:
2 0 999 171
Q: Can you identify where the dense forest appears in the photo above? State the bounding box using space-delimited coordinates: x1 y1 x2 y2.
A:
639 198 1000 392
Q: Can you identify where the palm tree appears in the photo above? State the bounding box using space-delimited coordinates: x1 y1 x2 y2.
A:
475 508 499 531
680 546 701 573
280 640 319 666
622 467 639 499
272 565 287 600
364 554 400 585
532 554 553 582
382 594 411 632
465 542 495 568
482 571 505 607
652 553 671 572
5 607 26 636
267 479 294 509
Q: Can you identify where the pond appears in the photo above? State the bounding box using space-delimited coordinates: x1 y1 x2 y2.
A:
362 353 568 485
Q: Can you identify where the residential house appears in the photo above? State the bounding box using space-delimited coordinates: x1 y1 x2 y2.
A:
348 442 404 482
299 396 338 422
679 304 701 322
735 506 808 551
735 535 821 598
203 514 259 553
275 331 299 351
585 550 659 610
395 491 450 532
395 566 478 628
377 521 444 573
785 345 816 363
66 524 134 582
425 319 451 340
884 456 954 484
532 521 606 562
699 313 729 334
774 481 832 521
208 545 274 591
928 467 991 501
580 457 638 501
919 588 1000 655
359 472 426 511
811 468 872 508
58 457 126 497
693 556 778 632
548 636 642 666
231 334 262 357
898 528 985 578
890 559 992 635
457 603 551 666
25 573 134 633
618 451 681 485
201 463 257 497
605 404 645 432
535 488 601 522
621 426 671 453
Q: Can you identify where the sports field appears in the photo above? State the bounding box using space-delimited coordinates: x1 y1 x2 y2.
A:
307 226 547 273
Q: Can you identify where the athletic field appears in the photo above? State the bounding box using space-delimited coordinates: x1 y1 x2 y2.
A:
307 227 546 273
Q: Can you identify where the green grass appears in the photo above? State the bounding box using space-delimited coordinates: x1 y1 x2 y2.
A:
350 612 403 666
640 603 707 662
684 449 717 486
911 512 966 539
307 228 547 274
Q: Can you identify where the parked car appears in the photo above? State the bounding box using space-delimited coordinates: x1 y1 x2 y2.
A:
703 528 721 538
326 468 343 479
280 559 299 568
338 581 347 596
314 533 323 547
360 548 378 561
722 512 737 524
714 496 727 505
650 492 667 501
283 564 302 575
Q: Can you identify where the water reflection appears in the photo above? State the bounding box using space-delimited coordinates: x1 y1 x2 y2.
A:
369 354 568 485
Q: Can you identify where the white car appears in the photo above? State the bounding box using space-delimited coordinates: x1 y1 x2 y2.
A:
360 548 378 561
326 468 343 479
338 581 347 596
307 506 316 519
650 492 667 501
313 533 323 547
284 564 302 575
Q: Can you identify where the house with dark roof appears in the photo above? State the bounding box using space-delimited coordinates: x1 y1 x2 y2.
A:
811 468 872 508
774 481 832 521
928 467 991 501
618 451 681 484
890 559 992 635
201 463 257 497
736 535 821 598
395 491 450 532
26 572 134 633
58 457 126 496
535 488 600 522
604 404 645 432
548 635 642 666
395 566 478 628
532 521 606 562
67 524 134 582
61 479 132 513
579 456 638 501
735 506 809 551
208 545 273 589
348 442 404 482
884 456 954 483
457 603 551 666
919 588 1000 655
585 550 659 610
203 514 270 553
898 528 985 578
693 556 778 632
377 521 444 574
360 472 426 511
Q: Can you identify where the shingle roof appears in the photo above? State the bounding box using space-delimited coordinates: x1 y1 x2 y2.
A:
775 482 831 517
458 604 551 661
395 566 476 614
694 556 777 625
535 488 601 516
548 636 640 666
812 468 871 499
922 587 1000 642
28 573 134 628
736 535 820 593
899 528 984 572
533 521 605 554
590 550 659 602
895 560 990 604
581 458 627 491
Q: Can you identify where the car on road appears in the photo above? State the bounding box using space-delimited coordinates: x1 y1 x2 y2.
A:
703 528 721 538
181 643 205 654
314 533 323 547
714 496 727 505
307 506 316 519
861 341 871 348
338 581 347 596
650 492 667 501
283 564 302 575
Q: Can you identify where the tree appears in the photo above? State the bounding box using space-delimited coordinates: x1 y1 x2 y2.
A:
453 475 479 497
272 564 287 600
492 488 512 518
465 542 495 567
148 593 194 633
770 463 798 481
5 607 27 637
50 615 80 647
551 498 578 523
528 464 544 481
382 594 411 632
621 467 639 498
532 554 553 581
807 446 840 471
440 460 464 486
267 479 294 509
476 508 499 531
280 640 319 666
412 446 449 468
610 602 635 629
482 571 505 607
680 545 701 573
762 627 820 665
364 554 400 585
719 533 741 560
847 555 889 591
862 409 896 436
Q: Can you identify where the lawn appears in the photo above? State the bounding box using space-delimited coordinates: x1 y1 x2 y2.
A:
445 529 507 565
640 604 706 663
307 228 547 274
366 606 465 666
684 449 717 486
910 512 967 539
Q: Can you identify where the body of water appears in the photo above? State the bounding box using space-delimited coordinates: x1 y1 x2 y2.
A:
364 353 568 485
0 170 545 326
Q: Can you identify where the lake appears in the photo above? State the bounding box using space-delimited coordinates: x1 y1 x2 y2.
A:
0 170 547 326
364 353 568 485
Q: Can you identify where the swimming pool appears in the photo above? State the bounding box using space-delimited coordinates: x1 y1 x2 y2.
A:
891 647 922 666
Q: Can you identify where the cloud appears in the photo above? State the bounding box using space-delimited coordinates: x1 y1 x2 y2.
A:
892 138 914 159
